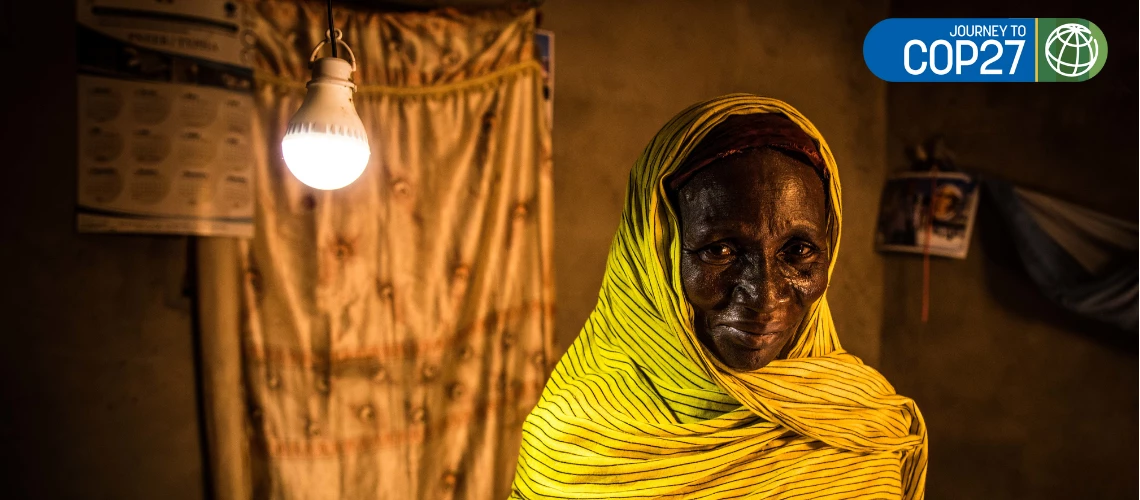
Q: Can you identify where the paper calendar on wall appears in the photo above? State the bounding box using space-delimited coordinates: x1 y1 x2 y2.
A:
76 0 255 237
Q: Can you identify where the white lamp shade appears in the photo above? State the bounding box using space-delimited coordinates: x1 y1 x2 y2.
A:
282 57 371 190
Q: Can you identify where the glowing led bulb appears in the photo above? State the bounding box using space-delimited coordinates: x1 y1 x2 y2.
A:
282 52 370 190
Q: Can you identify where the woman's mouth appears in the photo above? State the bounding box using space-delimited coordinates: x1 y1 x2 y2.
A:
714 321 788 349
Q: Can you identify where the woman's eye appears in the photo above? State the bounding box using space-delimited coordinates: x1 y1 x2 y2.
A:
698 244 735 264
785 243 816 259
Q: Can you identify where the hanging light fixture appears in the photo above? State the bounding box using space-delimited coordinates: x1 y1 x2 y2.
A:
281 0 370 190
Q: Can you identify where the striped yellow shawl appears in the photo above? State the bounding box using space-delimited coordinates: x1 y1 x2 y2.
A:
512 94 927 499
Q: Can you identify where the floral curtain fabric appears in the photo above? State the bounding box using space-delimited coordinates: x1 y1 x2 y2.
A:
199 2 554 498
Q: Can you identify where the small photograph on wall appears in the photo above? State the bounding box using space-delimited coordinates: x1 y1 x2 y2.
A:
875 171 980 259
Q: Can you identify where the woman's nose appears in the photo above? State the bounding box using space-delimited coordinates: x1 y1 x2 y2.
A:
732 258 791 312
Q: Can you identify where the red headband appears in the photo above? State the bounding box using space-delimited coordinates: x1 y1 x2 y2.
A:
667 113 826 191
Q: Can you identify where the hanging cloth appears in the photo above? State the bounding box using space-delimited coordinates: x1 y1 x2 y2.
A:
985 179 1137 332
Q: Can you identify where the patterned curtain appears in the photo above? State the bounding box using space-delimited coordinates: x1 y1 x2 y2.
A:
198 2 555 498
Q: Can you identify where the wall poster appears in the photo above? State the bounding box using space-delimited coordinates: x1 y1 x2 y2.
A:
76 0 255 237
875 171 980 259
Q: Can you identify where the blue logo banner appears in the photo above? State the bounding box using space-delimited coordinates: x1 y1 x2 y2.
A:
864 18 1036 82
865 18 1107 82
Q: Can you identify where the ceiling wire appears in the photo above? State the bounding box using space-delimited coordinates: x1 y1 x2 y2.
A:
327 0 338 58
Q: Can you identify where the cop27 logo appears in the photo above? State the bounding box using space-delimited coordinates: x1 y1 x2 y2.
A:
902 32 1025 76
863 18 1107 82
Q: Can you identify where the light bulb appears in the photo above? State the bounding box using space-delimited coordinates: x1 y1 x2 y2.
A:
282 56 370 190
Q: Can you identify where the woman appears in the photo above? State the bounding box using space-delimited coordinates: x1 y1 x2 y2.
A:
511 95 927 499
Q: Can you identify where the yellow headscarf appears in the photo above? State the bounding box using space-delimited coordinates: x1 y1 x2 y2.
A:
512 94 927 499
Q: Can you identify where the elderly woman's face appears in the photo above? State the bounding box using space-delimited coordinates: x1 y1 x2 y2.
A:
677 148 830 371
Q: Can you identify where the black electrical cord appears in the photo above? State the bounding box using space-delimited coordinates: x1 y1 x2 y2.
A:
326 0 338 58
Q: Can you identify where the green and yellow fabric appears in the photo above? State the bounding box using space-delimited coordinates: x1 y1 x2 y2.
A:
512 94 927 499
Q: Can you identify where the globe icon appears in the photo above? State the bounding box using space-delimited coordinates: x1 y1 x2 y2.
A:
1045 23 1099 77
